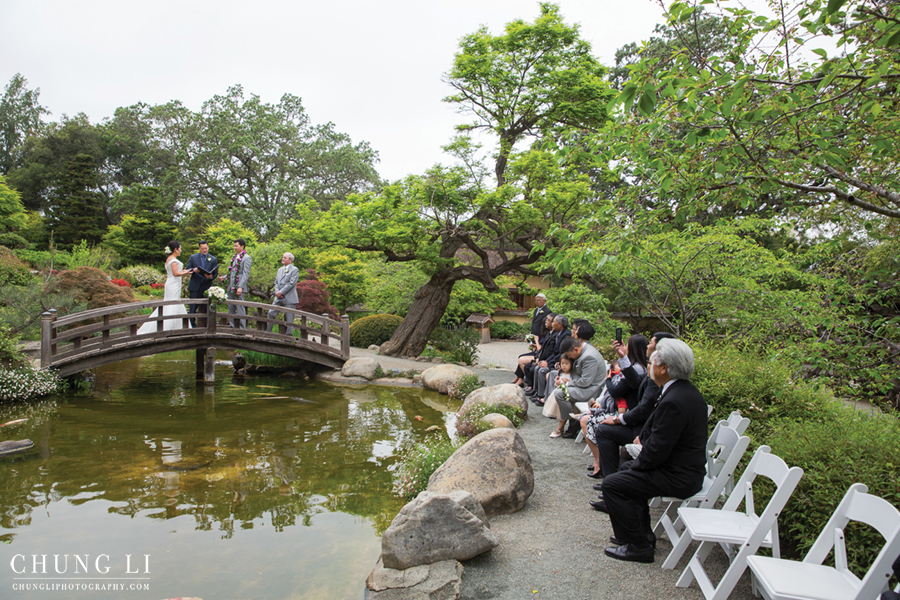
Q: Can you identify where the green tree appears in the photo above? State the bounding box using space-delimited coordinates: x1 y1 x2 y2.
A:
46 154 107 249
205 218 257 282
594 0 900 228
0 175 27 231
0 74 49 175
313 251 368 314
444 2 612 185
102 194 177 266
363 259 430 316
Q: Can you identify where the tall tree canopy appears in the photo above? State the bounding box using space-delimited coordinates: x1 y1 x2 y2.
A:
591 0 900 231
0 74 49 176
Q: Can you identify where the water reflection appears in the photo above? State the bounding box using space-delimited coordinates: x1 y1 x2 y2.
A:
0 351 458 600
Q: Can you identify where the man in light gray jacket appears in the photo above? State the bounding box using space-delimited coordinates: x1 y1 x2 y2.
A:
554 336 608 438
267 252 300 336
222 238 252 329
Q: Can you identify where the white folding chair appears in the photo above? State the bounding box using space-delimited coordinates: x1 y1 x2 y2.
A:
747 482 900 600
657 420 751 569
674 445 804 600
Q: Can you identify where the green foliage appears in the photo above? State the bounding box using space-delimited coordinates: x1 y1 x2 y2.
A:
239 351 304 369
205 218 257 264
0 232 29 249
392 434 462 500
102 202 177 266
489 320 526 339
542 283 617 338
245 241 299 299
364 259 429 316
0 322 24 367
455 401 524 440
447 373 484 401
349 314 404 348
66 239 118 271
0 278 84 339
441 279 515 326
0 246 31 286
428 327 480 365
121 264 165 287
690 339 836 441
313 250 368 313
766 413 900 574
0 73 48 176
0 175 27 230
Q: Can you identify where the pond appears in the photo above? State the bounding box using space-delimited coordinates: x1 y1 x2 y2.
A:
0 351 458 600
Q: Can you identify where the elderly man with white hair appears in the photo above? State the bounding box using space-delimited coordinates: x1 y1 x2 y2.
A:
597 338 709 564
267 251 300 336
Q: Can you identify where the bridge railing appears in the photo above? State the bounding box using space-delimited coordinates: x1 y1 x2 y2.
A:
40 299 350 370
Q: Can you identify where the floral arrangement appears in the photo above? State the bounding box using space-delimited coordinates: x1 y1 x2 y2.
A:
205 286 227 304
164 246 172 255
110 278 132 287
0 367 66 401
558 382 570 404
227 251 247 293
525 333 536 344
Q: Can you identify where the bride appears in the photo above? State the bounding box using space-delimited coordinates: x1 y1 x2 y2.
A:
138 241 192 334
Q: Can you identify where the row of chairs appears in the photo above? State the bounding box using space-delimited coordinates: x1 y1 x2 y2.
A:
652 412 900 600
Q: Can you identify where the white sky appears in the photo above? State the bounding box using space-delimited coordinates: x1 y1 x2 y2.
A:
1 0 667 183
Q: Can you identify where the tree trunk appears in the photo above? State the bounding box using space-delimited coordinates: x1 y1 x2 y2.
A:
380 271 457 357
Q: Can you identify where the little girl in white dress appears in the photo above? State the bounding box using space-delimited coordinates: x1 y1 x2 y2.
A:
138 241 192 334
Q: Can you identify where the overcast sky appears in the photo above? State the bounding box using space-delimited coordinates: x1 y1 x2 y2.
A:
1 0 667 182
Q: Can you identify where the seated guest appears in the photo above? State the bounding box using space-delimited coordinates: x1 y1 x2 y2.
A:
542 319 595 416
598 338 709 563
514 311 553 386
551 336 607 438
513 293 551 386
589 332 675 479
584 334 648 478
528 314 570 401
523 313 563 395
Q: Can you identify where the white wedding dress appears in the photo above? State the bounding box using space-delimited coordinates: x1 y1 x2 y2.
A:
138 259 191 334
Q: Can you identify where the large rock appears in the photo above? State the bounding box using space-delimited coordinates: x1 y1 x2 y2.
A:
459 383 528 421
421 364 475 395
342 357 381 380
365 558 463 600
481 413 514 430
427 428 533 518
381 491 498 570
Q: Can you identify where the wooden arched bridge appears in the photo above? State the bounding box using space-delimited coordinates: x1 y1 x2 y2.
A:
40 299 349 381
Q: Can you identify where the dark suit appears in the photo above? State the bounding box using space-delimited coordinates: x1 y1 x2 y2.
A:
530 304 551 336
594 367 659 477
184 252 219 325
601 379 708 547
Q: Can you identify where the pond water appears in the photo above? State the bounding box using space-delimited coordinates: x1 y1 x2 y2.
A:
0 352 458 600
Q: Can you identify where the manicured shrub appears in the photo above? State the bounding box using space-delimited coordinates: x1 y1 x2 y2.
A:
49 267 135 311
349 313 404 348
765 412 900 573
0 246 32 286
392 434 462 500
122 265 165 287
429 326 480 365
0 366 66 401
490 320 524 340
455 401 523 440
0 233 30 250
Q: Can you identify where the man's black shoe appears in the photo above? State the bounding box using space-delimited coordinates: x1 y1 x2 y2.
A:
589 500 608 513
609 534 656 549
593 482 604 491
604 544 654 563
561 429 579 439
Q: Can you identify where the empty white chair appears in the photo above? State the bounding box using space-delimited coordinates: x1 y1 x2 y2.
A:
674 445 804 600
746 482 900 600
657 420 751 569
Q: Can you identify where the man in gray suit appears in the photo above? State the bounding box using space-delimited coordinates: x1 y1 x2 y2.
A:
221 238 252 329
554 336 608 437
267 252 300 336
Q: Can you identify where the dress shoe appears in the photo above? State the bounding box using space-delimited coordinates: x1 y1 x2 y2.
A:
604 544 654 563
587 470 602 479
524 387 535 395
609 534 656 549
550 430 563 438
561 428 579 439
593 482 604 491
589 500 608 513
535 399 545 407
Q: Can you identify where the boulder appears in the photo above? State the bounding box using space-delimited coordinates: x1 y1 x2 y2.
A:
232 353 247 371
368 344 381 352
365 558 463 600
427 428 533 518
342 357 381 380
381 491 498 570
481 413 514 430
459 383 528 421
421 365 476 395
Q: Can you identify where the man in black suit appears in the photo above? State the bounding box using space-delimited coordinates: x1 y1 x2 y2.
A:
598 338 708 563
591 332 676 477
184 240 219 327
530 293 551 336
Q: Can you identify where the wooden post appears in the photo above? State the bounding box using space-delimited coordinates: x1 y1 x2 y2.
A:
341 315 350 359
196 349 205 377
321 314 329 346
40 310 56 368
208 302 217 334
204 347 216 383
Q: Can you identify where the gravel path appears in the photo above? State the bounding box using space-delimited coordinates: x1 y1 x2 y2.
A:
350 342 756 600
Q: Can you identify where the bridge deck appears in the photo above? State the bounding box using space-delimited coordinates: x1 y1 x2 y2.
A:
40 299 350 378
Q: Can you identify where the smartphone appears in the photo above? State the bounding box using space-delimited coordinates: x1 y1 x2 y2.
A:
615 327 622 344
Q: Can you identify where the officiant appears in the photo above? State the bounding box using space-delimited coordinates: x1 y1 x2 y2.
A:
185 240 219 327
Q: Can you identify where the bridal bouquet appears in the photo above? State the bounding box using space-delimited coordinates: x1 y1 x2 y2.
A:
205 286 227 305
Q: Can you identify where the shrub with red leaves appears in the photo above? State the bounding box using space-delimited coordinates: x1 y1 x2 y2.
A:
295 269 338 319
110 278 132 287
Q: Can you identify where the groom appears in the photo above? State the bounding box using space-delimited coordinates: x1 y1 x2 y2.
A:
184 240 218 327
221 238 252 329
